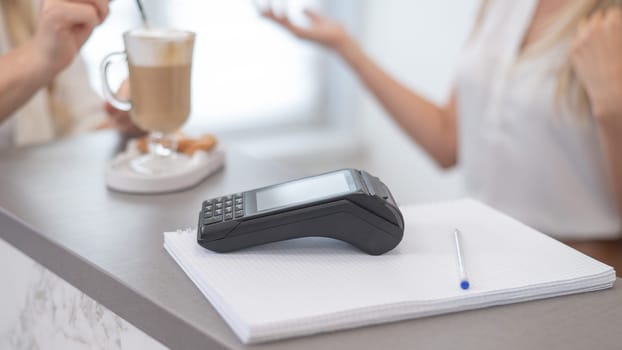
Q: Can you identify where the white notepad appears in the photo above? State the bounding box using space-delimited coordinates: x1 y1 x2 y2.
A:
164 199 616 344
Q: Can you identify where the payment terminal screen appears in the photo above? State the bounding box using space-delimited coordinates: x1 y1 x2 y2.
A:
256 171 355 212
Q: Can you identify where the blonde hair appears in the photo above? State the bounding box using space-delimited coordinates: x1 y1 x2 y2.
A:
478 0 622 116
2 0 74 135
536 0 622 116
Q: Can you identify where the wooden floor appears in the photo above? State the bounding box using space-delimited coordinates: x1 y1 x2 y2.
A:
564 239 622 277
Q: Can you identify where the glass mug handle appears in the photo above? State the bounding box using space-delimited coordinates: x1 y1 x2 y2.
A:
100 52 132 112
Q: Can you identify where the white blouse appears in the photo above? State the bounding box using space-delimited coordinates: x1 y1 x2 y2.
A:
0 1 105 149
455 0 620 239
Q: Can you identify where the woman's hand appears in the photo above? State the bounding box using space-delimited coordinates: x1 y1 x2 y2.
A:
1 0 109 123
258 3 350 52
573 8 622 219
102 80 145 137
571 8 622 123
30 0 110 76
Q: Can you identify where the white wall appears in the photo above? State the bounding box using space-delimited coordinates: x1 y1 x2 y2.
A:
284 0 480 205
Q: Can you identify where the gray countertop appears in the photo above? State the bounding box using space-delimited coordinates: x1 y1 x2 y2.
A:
1 132 621 350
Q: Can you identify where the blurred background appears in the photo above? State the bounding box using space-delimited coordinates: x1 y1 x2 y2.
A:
82 0 481 205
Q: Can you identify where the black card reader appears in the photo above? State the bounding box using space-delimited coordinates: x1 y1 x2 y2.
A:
197 169 404 255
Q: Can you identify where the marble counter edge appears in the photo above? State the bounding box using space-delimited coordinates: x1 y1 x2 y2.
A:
0 206 229 350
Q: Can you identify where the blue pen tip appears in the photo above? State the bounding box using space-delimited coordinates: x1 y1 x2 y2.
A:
460 280 470 290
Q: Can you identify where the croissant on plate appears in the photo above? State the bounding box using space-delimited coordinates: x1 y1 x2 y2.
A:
136 133 218 156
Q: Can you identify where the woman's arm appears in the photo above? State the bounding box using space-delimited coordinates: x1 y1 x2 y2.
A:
572 8 622 219
0 42 54 123
598 125 622 220
262 9 458 168
0 0 108 123
338 38 459 168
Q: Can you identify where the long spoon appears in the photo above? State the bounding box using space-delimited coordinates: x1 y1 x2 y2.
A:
135 0 150 27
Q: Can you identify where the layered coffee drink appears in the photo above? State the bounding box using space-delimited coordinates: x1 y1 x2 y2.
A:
126 29 195 133
129 64 191 133
101 28 196 175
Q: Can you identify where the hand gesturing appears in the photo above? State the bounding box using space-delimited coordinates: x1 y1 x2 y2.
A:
257 1 350 51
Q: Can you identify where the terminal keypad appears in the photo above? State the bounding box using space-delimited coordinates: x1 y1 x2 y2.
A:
202 194 245 226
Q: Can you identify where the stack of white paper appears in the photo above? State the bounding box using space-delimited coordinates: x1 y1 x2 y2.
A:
164 199 616 344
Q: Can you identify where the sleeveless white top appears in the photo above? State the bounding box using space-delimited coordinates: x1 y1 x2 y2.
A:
455 0 620 239
0 1 105 149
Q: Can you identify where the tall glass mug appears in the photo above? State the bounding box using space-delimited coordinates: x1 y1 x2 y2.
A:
101 28 196 174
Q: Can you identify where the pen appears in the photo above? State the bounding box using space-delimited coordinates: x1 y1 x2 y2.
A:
454 228 470 290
